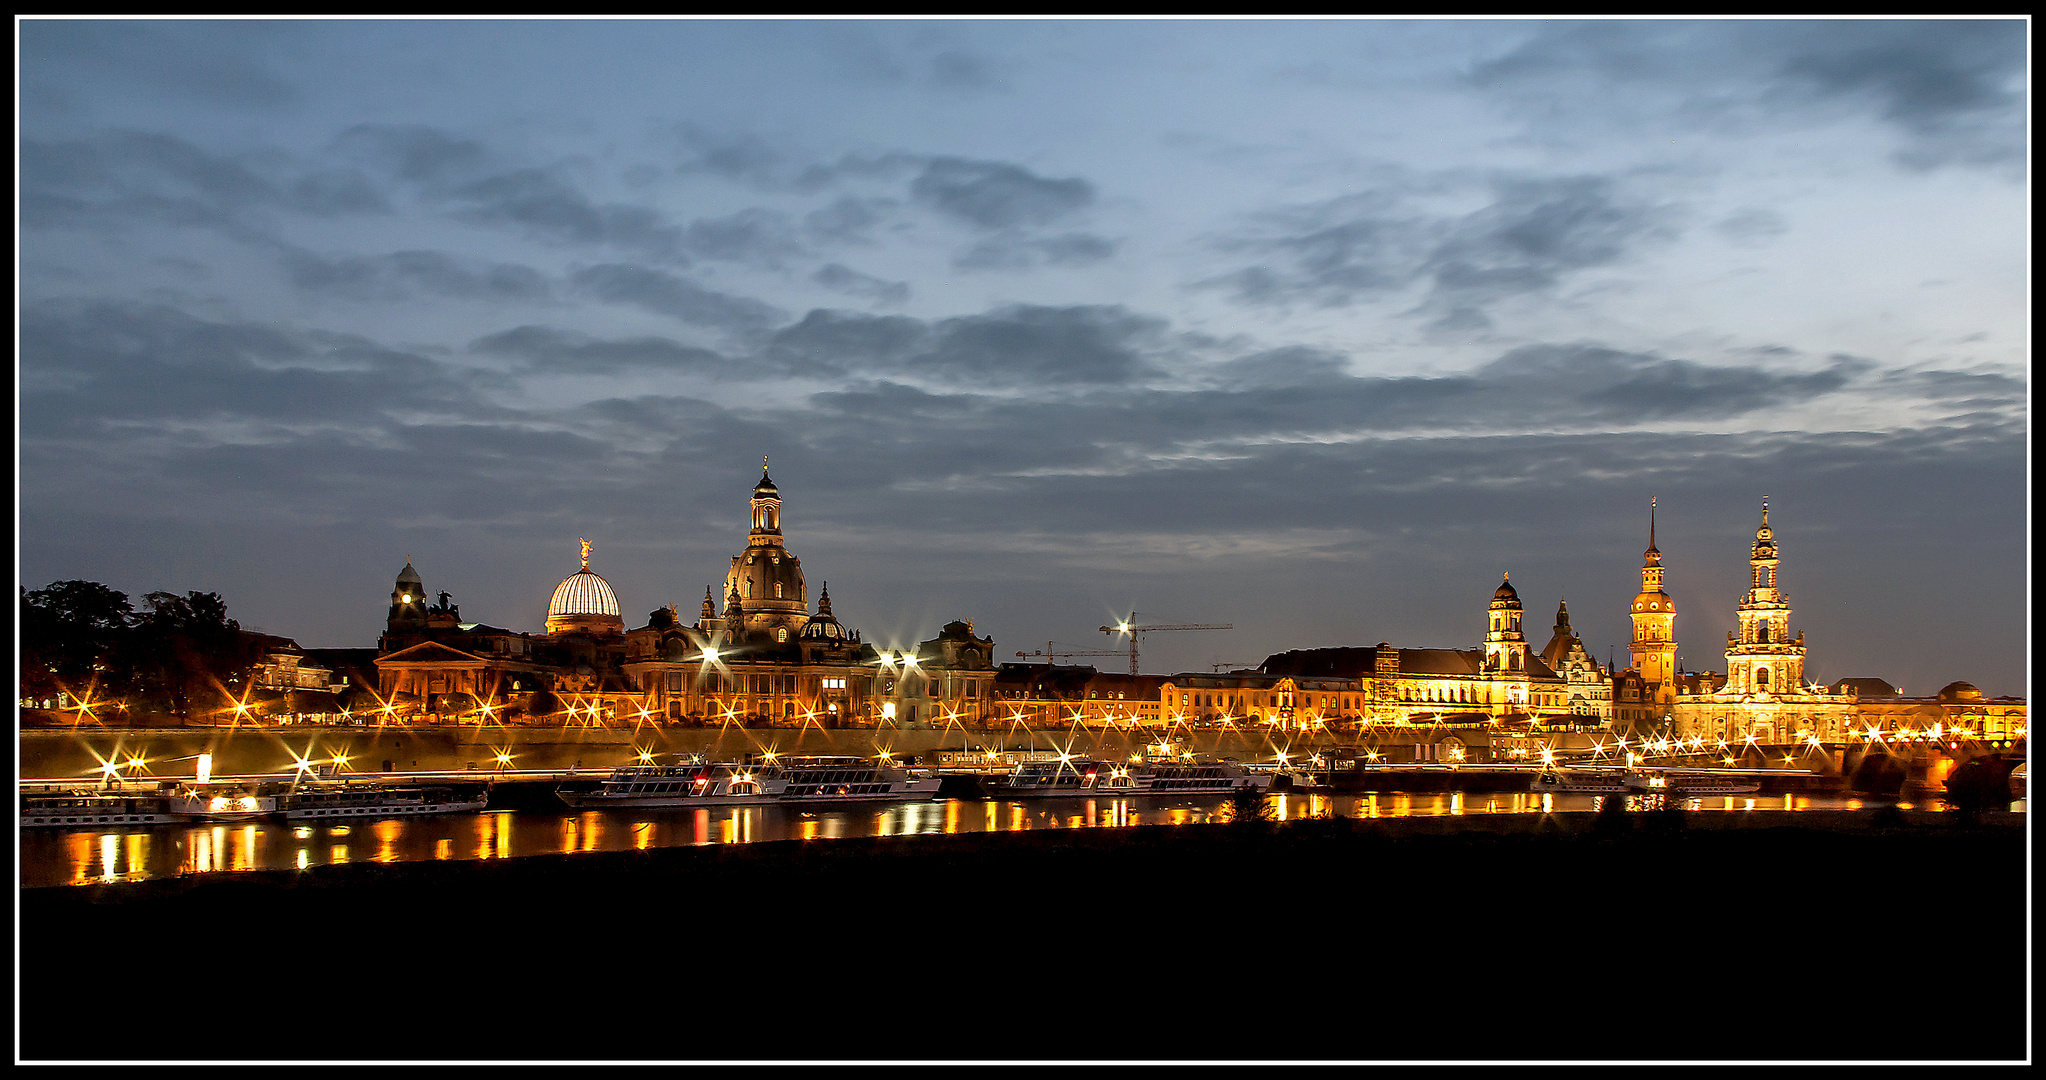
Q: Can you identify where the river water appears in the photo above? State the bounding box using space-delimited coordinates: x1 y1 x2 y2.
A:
20 789 1964 888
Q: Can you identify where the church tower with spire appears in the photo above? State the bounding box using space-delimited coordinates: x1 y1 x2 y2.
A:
1724 497 1805 694
1619 497 1679 732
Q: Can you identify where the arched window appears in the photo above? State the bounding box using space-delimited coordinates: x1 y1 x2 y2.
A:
743 580 752 597
1757 623 1769 644
1757 667 1771 688
775 582 783 599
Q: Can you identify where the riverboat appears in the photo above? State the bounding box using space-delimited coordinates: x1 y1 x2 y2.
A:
20 787 182 828
557 759 788 809
558 755 940 809
982 757 1272 798
1531 767 1760 796
2010 763 2025 802
161 786 279 822
275 781 490 821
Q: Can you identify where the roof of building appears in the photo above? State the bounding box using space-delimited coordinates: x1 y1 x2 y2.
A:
549 569 621 618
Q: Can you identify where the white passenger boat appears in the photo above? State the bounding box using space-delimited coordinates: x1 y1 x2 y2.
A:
275 781 490 821
558 754 940 809
20 785 182 828
161 786 279 822
2009 763 2025 802
1531 767 1760 796
983 757 1271 798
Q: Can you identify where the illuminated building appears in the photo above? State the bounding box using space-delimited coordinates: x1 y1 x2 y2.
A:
622 466 881 725
1668 501 1878 745
1255 576 1584 728
1614 498 1678 734
1537 599 1612 723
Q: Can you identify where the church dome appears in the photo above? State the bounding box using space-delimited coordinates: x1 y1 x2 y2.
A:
1936 681 1984 703
1490 575 1521 607
550 570 619 618
546 541 624 635
397 561 422 585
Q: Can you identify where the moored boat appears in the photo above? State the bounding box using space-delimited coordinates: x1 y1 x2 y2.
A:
275 781 490 821
1532 767 1760 796
558 754 940 809
20 784 182 828
162 786 279 822
983 756 1271 798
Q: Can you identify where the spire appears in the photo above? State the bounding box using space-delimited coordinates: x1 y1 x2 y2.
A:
1556 597 1570 629
817 581 833 615
1648 495 1658 554
700 586 717 622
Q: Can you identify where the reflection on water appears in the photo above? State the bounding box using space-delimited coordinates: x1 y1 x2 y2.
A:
22 790 1953 888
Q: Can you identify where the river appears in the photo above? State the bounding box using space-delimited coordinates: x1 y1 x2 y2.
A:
19 789 1963 888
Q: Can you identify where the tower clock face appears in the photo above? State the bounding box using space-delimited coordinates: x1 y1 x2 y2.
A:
402 593 412 603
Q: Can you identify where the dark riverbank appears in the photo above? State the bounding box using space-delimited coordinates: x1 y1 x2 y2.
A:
21 810 2027 1062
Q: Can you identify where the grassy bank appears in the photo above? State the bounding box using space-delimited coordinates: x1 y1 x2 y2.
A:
21 811 2028 1062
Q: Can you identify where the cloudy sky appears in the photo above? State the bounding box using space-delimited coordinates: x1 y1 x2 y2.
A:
18 18 2030 696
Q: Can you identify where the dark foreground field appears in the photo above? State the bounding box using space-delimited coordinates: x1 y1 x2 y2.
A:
20 810 2029 1063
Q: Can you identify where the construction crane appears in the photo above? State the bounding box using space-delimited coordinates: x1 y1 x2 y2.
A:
1098 612 1232 676
1015 642 1125 666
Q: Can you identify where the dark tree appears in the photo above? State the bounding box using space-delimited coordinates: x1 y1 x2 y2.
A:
19 580 136 703
130 591 248 719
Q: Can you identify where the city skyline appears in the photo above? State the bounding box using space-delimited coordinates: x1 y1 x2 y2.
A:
18 19 2029 696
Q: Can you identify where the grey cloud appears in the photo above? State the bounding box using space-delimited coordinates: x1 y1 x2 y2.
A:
1211 346 1352 388
19 300 490 436
684 208 806 268
929 49 1009 93
911 305 1163 386
1776 20 2025 170
469 326 728 376
333 124 490 184
1480 344 1869 421
1469 21 2026 174
812 264 911 306
569 264 788 337
22 130 396 240
955 231 1116 271
22 21 299 110
765 310 928 376
1879 367 2027 412
668 123 922 194
282 249 550 304
805 196 897 244
448 169 686 260
1208 174 1669 327
1713 208 1788 246
910 157 1094 230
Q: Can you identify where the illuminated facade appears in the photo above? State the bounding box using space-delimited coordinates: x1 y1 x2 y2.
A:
1537 599 1612 723
1615 499 1678 733
1669 501 1865 745
1255 577 1582 727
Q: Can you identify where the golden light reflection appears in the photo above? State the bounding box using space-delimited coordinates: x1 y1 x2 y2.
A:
435 838 454 860
374 819 402 863
330 844 349 864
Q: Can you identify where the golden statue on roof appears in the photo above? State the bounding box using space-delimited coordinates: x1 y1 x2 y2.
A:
580 537 591 571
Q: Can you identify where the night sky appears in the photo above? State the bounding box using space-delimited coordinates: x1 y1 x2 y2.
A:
18 19 2029 697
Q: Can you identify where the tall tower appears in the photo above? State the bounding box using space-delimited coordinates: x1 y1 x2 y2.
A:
388 560 426 631
726 460 809 640
1725 497 1804 694
1484 574 1530 675
1628 497 1678 692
